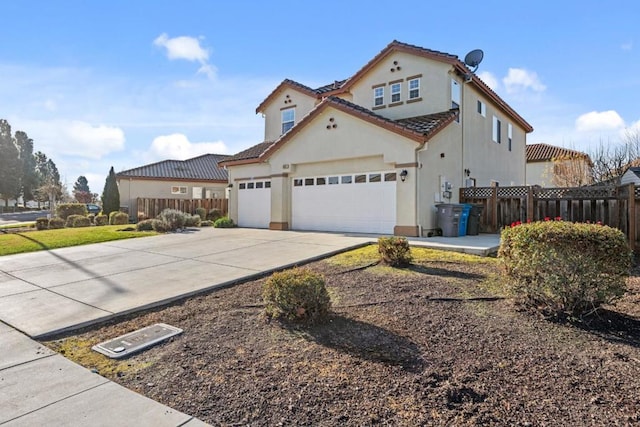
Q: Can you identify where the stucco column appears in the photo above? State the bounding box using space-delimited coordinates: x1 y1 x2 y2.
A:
269 174 290 230
394 164 419 237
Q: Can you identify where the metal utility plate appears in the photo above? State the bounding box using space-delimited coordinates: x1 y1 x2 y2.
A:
92 323 183 359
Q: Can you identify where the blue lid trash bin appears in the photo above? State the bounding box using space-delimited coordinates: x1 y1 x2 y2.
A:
458 204 472 237
467 204 484 236
435 204 464 237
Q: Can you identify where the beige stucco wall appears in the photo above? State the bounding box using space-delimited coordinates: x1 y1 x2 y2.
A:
262 88 318 142
526 161 553 186
349 52 454 120
117 178 227 215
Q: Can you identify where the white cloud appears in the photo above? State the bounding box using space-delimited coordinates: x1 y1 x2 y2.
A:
153 33 209 63
503 68 546 94
147 133 229 161
477 71 499 91
575 110 625 132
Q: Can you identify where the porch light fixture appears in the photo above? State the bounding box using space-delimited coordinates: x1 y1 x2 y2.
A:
400 169 408 182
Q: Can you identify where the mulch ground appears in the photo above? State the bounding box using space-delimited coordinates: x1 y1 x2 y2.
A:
45 251 640 426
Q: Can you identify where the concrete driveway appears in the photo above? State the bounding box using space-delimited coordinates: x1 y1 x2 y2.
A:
0 228 374 338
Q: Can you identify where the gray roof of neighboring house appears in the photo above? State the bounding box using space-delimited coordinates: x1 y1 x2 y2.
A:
116 153 230 181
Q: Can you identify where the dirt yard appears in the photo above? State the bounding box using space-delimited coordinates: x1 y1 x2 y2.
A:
44 246 640 426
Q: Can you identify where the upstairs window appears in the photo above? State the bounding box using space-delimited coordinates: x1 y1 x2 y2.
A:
493 116 502 143
408 78 420 99
391 83 401 103
477 100 486 117
508 123 513 151
373 86 384 106
281 108 295 134
451 79 461 122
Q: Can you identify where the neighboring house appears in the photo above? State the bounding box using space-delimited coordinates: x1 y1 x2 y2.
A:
620 167 640 185
116 154 230 214
221 40 533 236
526 143 593 187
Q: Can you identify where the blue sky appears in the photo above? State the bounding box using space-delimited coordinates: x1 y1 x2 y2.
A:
1 0 639 192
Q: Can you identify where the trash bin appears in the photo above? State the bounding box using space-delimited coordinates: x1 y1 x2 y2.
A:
459 204 472 237
467 204 484 236
436 204 463 237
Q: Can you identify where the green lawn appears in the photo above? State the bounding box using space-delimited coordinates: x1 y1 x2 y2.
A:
0 225 157 256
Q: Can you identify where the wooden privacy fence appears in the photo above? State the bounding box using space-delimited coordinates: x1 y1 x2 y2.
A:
460 184 637 250
136 198 228 221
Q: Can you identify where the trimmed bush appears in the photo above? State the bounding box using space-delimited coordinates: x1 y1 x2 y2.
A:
156 209 186 231
87 214 95 224
71 216 91 228
109 211 129 225
94 214 109 226
56 203 88 220
262 268 331 323
200 220 213 227
499 221 632 319
378 236 413 267
35 217 49 230
195 207 207 221
184 213 201 227
151 219 170 233
65 214 84 228
48 217 65 229
213 217 235 228
136 219 155 231
207 208 223 221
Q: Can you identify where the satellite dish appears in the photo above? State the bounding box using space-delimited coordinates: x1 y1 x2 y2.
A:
464 49 484 73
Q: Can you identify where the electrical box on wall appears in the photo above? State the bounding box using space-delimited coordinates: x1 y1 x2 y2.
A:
439 176 452 200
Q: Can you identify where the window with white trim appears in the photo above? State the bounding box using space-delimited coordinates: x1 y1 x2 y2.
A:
451 79 461 122
408 78 420 99
477 100 486 117
171 186 187 195
391 83 401 103
281 108 295 134
493 116 502 143
373 87 384 106
508 123 513 151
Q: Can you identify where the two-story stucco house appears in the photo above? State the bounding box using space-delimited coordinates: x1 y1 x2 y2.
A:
221 40 533 236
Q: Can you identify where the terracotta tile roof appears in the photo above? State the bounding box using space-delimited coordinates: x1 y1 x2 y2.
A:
221 141 274 163
225 97 457 166
314 79 349 94
117 153 230 181
526 143 589 162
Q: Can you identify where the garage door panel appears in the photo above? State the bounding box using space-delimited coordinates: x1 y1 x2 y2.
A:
292 172 396 234
238 181 270 229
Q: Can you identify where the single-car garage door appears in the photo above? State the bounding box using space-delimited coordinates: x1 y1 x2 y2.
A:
292 171 397 234
237 180 271 228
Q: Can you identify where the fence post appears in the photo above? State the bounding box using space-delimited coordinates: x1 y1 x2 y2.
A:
490 184 498 232
629 183 636 251
527 186 534 222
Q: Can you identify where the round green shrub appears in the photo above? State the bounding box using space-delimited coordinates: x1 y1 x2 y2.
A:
35 217 49 230
207 208 223 221
109 212 129 225
195 207 207 221
65 214 84 228
263 268 331 323
156 209 186 231
94 214 109 226
378 236 413 267
499 221 632 319
151 219 170 233
213 217 235 228
136 219 155 231
48 217 65 229
184 213 201 227
71 216 91 228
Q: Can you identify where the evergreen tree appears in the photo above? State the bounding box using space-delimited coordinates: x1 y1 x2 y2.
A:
15 131 37 204
0 119 21 206
73 176 93 203
101 166 120 216
33 151 63 209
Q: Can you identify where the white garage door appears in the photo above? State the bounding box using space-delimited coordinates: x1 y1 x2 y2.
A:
237 180 271 228
292 171 397 234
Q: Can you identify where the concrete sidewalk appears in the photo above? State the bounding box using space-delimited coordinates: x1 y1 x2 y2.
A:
0 227 498 425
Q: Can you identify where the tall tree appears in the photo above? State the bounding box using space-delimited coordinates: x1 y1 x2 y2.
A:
33 151 63 210
101 166 120 216
73 176 93 203
0 119 21 206
15 131 37 205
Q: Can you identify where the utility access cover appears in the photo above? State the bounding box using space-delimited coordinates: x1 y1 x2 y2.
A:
92 323 183 359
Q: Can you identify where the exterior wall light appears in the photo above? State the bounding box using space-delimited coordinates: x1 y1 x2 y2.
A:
400 169 408 182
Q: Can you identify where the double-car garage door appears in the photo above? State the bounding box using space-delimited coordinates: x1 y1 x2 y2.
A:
237 171 397 234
